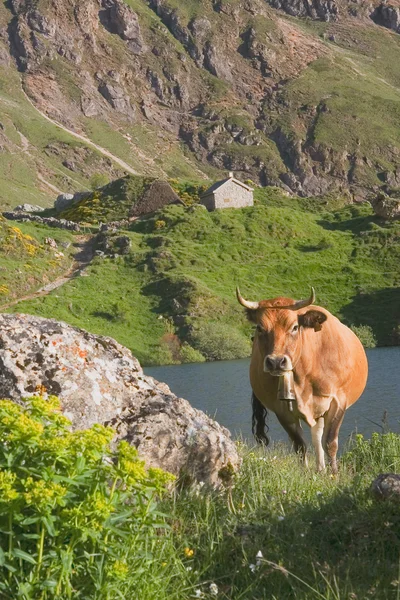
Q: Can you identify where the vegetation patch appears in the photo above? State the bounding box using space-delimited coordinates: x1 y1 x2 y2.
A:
2 400 400 599
0 396 174 599
10 187 400 364
58 175 182 224
0 218 76 305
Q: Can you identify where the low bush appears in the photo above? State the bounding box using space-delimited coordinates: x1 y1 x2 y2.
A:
0 396 174 599
350 323 377 348
190 322 251 361
179 342 206 363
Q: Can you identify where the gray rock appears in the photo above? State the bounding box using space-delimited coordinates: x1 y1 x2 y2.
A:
55 193 75 212
13 203 44 213
98 82 135 117
371 4 400 33
267 0 339 21
108 0 147 54
371 474 400 500
2 212 81 231
370 192 400 220
0 314 240 486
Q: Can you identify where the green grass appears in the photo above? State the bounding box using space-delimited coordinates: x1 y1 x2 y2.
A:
9 188 400 364
7 395 400 599
157 432 400 600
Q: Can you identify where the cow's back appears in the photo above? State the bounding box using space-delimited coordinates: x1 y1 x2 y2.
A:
296 306 368 409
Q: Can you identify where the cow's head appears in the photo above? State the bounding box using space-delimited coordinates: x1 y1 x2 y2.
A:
236 287 327 376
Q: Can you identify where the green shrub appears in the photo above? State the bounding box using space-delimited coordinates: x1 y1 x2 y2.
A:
179 343 206 364
90 173 110 190
190 323 251 361
350 324 377 348
0 396 174 599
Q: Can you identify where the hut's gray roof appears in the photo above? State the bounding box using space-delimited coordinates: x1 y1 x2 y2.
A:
200 177 253 197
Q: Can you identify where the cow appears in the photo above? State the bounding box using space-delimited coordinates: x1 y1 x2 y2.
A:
236 287 368 473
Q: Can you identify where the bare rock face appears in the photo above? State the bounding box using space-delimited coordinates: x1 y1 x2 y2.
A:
104 0 147 54
98 82 135 118
371 4 400 33
0 314 240 485
371 474 400 500
268 0 339 21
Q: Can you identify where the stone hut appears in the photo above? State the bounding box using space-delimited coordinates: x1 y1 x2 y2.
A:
200 172 254 211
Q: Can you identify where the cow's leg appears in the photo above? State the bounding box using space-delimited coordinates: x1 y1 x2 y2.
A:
311 417 325 472
276 415 308 465
323 402 345 474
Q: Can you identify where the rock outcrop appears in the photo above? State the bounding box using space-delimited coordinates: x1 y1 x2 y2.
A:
370 192 400 220
371 4 400 33
105 0 147 54
0 314 240 485
267 0 339 21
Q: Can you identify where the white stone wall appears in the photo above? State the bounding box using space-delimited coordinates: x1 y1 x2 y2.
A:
213 180 253 209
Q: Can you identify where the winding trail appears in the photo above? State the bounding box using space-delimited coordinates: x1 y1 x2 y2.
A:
22 88 139 176
0 235 96 312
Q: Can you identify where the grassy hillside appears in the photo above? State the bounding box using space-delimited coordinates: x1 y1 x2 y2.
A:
0 218 77 307
7 188 400 365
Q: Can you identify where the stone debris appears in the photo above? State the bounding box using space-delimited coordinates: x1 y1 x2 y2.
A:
0 314 240 486
13 203 44 213
2 212 81 231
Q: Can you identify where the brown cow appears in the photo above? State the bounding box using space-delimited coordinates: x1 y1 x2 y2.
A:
236 287 368 473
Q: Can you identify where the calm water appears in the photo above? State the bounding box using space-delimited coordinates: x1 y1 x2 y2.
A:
146 347 400 447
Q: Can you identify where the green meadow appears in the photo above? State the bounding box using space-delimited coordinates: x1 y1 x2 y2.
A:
7 188 400 365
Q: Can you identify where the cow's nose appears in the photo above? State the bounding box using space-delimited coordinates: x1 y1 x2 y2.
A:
265 356 276 372
264 355 292 373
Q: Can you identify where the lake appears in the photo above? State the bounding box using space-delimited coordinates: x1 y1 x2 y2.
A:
146 347 400 447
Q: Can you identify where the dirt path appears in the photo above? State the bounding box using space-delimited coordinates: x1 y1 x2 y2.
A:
21 88 139 176
0 235 96 312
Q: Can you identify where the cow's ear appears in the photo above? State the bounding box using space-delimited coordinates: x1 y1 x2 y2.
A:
299 310 327 332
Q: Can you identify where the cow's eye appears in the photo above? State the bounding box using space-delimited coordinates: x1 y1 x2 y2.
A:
291 324 299 334
256 325 262 333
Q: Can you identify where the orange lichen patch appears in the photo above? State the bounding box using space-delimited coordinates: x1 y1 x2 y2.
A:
35 384 47 395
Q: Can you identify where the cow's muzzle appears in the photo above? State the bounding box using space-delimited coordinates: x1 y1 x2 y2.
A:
264 354 293 375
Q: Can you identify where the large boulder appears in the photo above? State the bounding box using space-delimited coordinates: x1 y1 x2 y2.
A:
370 192 400 220
0 313 240 486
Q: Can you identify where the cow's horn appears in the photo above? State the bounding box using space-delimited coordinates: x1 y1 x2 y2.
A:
267 287 316 311
292 287 316 310
236 287 259 310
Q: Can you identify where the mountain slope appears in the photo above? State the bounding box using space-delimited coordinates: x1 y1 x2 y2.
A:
2 0 400 209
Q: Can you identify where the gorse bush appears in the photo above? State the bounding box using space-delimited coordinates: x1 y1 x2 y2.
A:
0 396 174 600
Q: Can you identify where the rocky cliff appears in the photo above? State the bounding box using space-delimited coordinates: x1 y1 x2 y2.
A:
1 0 400 203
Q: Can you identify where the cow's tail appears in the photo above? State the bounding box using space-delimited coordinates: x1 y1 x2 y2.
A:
251 392 269 446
